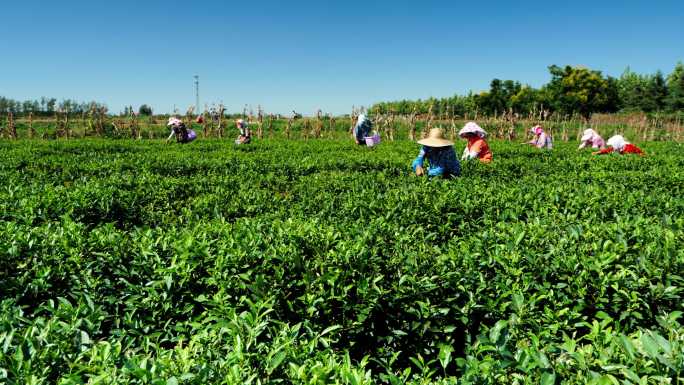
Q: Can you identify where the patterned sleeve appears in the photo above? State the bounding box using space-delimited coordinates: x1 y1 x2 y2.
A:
412 147 426 171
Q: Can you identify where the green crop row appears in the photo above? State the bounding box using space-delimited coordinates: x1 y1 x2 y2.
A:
0 139 682 384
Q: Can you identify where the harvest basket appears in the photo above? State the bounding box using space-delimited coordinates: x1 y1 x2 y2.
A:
364 133 381 147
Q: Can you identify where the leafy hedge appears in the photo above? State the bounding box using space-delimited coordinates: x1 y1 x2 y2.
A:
0 139 682 384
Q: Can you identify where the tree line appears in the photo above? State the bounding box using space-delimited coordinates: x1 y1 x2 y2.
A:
371 62 684 118
3 62 683 119
0 97 109 116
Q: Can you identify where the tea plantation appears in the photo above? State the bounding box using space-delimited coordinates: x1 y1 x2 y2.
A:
1 139 682 384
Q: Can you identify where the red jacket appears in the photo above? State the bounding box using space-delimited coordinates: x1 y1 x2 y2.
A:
596 143 644 155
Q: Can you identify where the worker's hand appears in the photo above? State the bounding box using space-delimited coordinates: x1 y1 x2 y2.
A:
415 166 424 176
355 140 359 145
591 151 599 155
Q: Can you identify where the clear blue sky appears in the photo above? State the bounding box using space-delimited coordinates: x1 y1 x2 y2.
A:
1 0 682 115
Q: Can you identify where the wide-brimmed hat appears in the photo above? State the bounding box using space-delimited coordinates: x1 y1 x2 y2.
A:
607 135 627 150
581 128 596 142
167 117 182 127
458 122 487 138
417 128 453 147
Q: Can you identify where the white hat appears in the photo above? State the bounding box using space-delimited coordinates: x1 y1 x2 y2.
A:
607 135 628 151
458 122 487 138
417 128 453 147
581 128 597 142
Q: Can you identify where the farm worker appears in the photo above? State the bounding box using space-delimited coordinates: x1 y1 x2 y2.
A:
593 135 645 155
526 125 553 149
353 114 373 146
578 128 606 150
458 122 493 163
166 117 197 144
412 128 461 178
235 119 251 145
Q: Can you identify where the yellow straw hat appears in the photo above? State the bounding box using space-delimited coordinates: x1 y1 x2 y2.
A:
417 128 453 147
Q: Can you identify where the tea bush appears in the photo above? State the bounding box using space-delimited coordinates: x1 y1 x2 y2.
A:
0 139 682 384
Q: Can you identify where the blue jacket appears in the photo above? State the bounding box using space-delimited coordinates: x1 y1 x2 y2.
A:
412 145 461 177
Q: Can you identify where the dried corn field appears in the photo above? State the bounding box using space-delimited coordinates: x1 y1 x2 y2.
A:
1 111 683 143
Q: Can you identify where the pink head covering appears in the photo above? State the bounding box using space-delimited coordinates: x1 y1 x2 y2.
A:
458 122 487 138
167 117 183 127
531 125 543 135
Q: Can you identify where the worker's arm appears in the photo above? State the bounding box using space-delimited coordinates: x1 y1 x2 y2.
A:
412 148 426 175
593 147 614 155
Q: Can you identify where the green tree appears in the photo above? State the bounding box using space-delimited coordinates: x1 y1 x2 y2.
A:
46 98 57 114
618 68 667 112
648 71 668 111
486 79 507 115
22 100 36 114
618 67 648 111
510 86 540 114
138 104 153 116
665 62 684 111
474 79 522 116
544 65 618 119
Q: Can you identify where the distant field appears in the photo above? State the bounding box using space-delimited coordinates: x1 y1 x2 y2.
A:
0 139 682 384
3 111 684 142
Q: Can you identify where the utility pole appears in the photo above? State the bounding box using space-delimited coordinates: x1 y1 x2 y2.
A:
194 75 199 115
